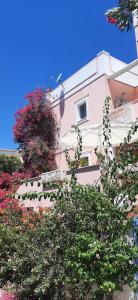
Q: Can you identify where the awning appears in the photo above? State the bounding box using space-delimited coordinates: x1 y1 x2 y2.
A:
108 59 138 87
60 123 138 149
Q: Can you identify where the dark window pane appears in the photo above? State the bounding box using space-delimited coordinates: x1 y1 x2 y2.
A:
79 102 87 119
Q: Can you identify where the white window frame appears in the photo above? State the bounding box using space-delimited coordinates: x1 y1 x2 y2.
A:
79 151 91 168
75 96 89 124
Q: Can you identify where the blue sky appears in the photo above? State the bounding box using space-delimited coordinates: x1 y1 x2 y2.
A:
0 0 137 149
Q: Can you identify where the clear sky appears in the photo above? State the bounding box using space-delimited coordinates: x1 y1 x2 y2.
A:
0 0 137 149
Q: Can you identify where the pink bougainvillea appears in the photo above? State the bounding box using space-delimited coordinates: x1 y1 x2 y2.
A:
0 290 16 300
0 188 19 212
13 88 57 176
0 173 13 191
0 171 31 193
0 171 30 214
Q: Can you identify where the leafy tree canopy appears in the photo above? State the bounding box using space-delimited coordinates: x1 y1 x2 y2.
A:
0 155 22 175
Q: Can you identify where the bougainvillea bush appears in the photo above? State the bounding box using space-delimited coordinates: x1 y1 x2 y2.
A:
0 171 31 194
13 88 58 177
0 168 31 230
0 290 16 300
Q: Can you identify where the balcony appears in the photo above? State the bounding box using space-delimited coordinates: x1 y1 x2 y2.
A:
110 99 138 124
41 170 67 183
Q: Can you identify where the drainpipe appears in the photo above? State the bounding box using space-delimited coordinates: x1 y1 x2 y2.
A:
133 9 138 58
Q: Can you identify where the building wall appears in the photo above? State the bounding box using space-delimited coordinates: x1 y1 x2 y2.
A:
53 77 138 173
108 80 137 104
53 74 111 171
53 74 111 137
113 286 132 300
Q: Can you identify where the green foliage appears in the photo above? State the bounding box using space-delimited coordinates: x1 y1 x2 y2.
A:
0 155 22 175
2 190 138 298
106 0 137 31
79 156 89 167
46 183 138 299
0 221 53 299
97 97 138 209
2 182 137 299
65 125 82 184
0 97 138 299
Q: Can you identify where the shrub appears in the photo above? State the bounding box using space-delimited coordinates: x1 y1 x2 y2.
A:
0 155 22 175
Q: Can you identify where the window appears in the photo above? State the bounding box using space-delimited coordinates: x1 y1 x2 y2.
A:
78 101 87 120
79 152 90 168
75 98 88 123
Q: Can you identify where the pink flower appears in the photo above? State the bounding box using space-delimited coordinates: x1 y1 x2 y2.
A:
0 290 16 300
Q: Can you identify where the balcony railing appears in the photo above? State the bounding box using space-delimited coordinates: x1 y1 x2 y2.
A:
41 170 67 183
110 99 138 124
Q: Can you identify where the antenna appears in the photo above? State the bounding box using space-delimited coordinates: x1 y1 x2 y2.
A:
51 73 65 90
56 73 62 83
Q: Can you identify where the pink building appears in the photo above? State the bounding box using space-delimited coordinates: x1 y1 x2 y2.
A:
17 50 138 210
16 50 138 300
15 12 138 300
50 51 138 185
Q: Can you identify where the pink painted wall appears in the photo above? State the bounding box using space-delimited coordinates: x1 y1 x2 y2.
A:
21 198 53 211
133 98 138 121
17 179 54 210
109 75 138 121
108 79 137 105
53 75 138 173
76 167 100 185
113 286 131 300
53 75 111 170
53 75 111 137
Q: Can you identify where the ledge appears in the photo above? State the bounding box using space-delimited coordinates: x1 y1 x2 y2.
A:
67 164 100 175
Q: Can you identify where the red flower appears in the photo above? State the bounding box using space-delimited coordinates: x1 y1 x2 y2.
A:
13 88 57 176
107 16 118 24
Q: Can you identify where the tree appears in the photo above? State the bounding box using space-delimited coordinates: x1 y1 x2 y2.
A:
106 0 137 31
0 179 137 299
0 155 22 175
0 206 53 300
45 185 137 300
13 88 57 177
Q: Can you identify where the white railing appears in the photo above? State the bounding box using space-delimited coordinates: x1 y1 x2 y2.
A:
110 99 138 124
41 170 67 183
